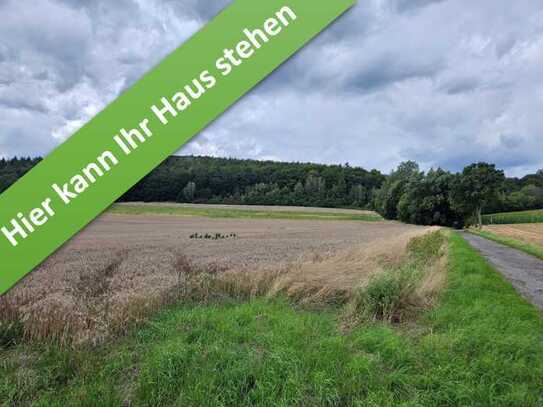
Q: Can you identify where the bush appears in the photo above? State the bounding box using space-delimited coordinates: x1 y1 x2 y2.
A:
347 231 446 324
407 231 446 264
353 266 421 323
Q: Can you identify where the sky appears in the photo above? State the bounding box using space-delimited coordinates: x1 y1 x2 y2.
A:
1 0 543 177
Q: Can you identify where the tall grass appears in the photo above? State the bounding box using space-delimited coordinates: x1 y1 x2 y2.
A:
345 231 447 325
483 208 543 224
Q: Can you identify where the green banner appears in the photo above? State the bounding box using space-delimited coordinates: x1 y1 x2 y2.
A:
0 0 355 295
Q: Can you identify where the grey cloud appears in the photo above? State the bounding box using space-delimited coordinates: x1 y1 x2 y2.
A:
438 76 480 95
163 0 231 21
0 108 57 158
1 0 543 177
0 97 48 114
392 0 446 13
348 54 442 93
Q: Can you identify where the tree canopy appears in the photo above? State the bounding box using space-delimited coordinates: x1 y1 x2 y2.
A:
374 162 525 228
450 163 505 227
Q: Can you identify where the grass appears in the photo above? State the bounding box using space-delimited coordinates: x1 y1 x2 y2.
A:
109 203 383 222
470 229 543 260
2 233 543 405
483 209 543 225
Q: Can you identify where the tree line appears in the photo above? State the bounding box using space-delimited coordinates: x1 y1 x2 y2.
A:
1 156 542 226
0 157 42 194
120 156 385 208
373 161 543 227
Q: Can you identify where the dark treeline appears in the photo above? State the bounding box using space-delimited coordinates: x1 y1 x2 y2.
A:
120 156 385 208
0 157 42 194
1 156 542 226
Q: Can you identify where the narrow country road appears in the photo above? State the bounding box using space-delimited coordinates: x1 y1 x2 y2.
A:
462 232 543 312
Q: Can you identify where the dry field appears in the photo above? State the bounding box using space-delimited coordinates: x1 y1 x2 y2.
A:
483 224 543 248
1 210 435 346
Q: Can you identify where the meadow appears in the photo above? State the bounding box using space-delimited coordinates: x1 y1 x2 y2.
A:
111 203 383 222
2 231 543 406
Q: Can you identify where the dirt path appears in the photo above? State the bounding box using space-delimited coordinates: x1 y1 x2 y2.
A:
462 232 543 311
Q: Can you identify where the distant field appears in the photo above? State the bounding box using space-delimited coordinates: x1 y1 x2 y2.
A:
111 203 383 222
473 224 543 260
483 224 543 247
483 209 543 224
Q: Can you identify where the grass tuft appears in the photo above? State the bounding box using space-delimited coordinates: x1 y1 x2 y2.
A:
349 265 421 323
345 231 447 325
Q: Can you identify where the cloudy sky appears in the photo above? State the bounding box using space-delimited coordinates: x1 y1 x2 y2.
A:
1 0 543 176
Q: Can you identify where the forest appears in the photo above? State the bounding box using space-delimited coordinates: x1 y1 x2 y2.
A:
0 157 42 194
1 156 542 226
120 156 385 208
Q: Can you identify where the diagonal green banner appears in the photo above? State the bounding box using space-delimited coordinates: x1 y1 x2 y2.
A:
0 0 355 295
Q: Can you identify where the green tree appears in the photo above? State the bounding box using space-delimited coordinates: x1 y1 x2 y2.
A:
182 181 196 202
350 184 367 207
304 172 326 195
374 161 420 220
450 163 505 228
397 169 462 227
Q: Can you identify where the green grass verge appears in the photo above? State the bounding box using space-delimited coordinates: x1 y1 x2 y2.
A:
2 233 543 406
483 209 543 225
470 229 543 261
109 204 383 222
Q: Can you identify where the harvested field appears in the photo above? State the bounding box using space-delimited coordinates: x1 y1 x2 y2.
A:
1 210 431 346
483 224 543 248
66 213 421 268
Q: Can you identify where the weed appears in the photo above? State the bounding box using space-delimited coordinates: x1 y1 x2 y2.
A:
349 266 421 323
407 230 446 264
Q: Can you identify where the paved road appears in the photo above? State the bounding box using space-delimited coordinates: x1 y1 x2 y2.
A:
462 232 543 311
